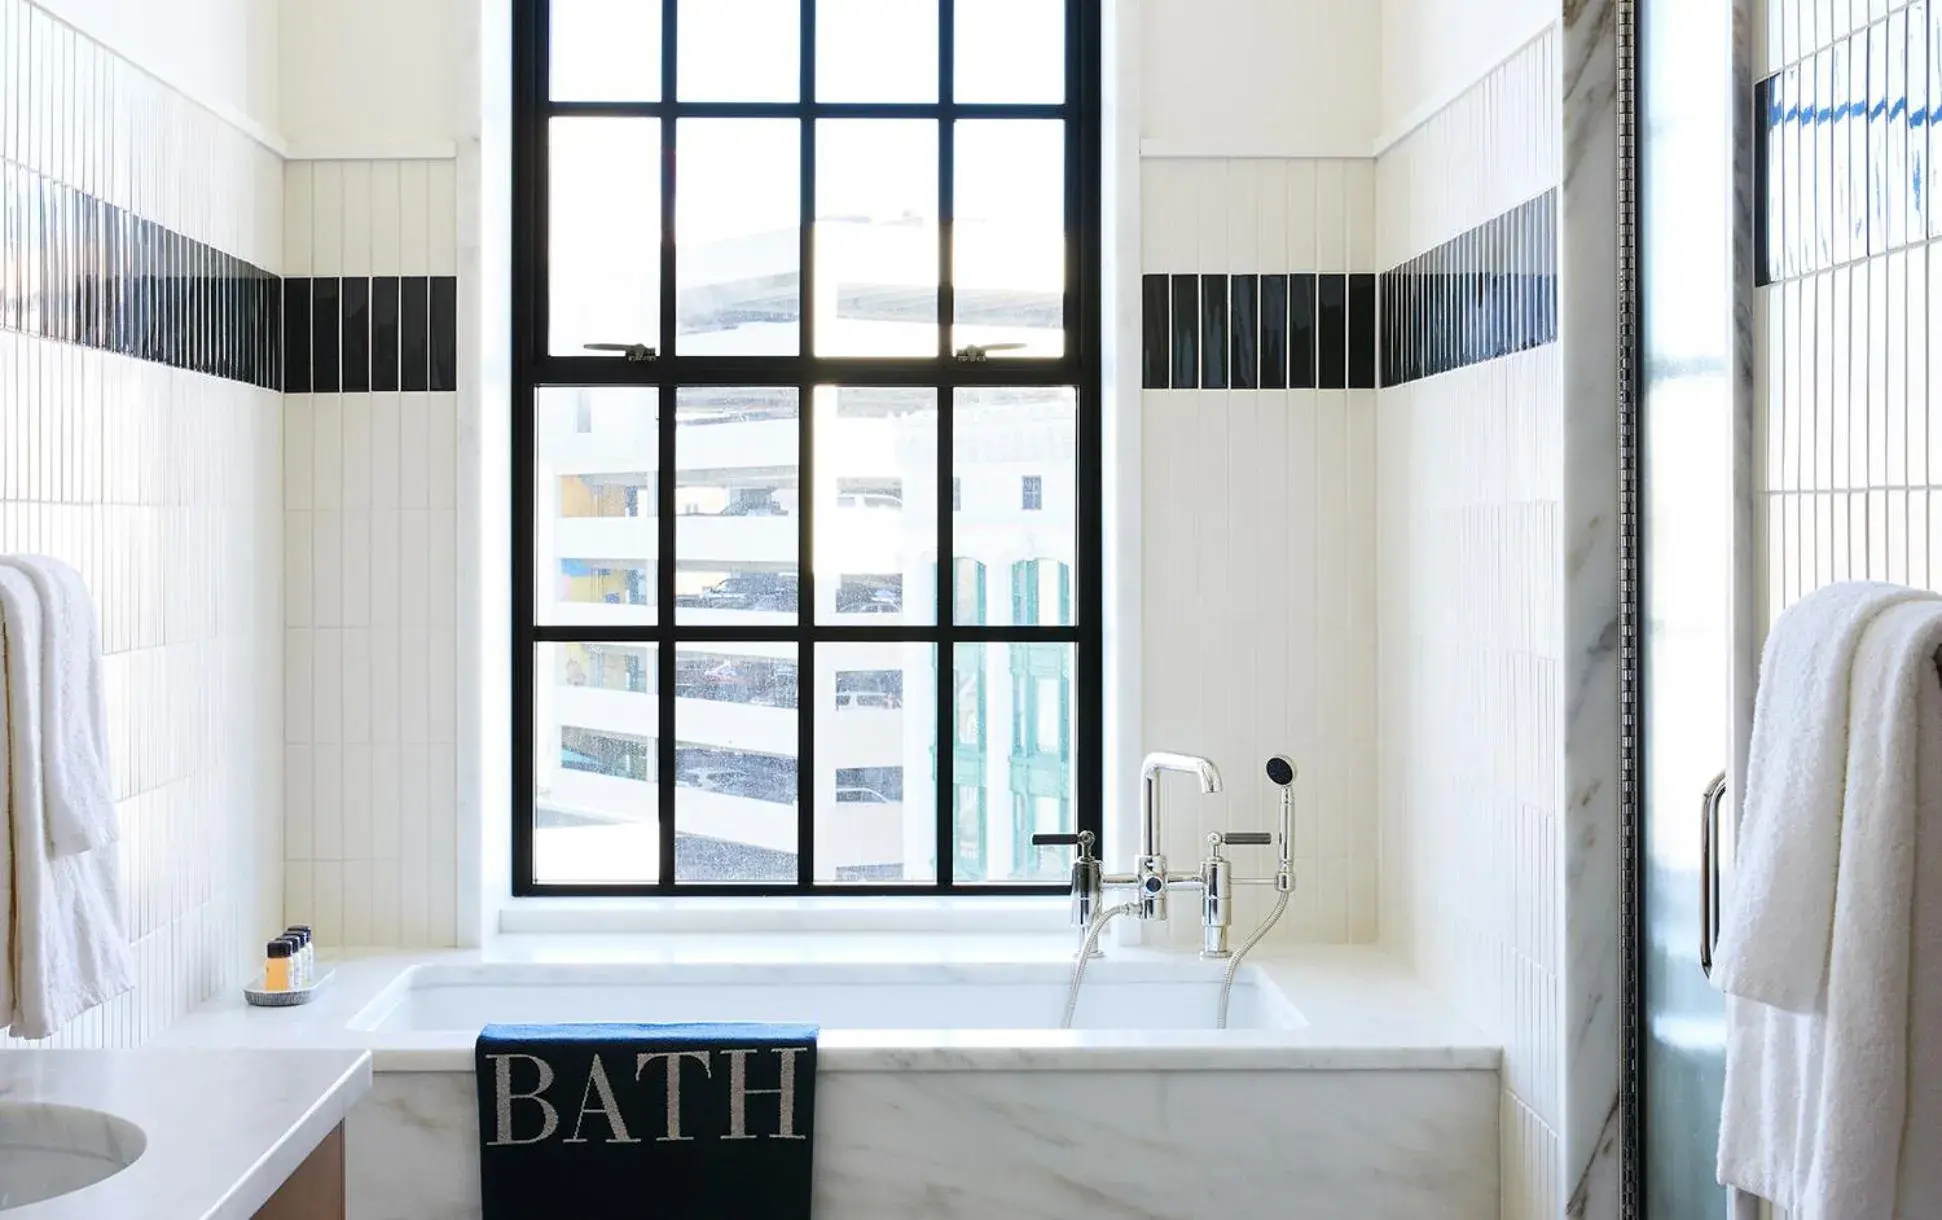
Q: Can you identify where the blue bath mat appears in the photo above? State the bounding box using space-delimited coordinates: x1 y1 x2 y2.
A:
476 1021 818 1218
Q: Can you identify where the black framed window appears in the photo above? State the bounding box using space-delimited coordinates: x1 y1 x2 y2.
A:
513 0 1102 894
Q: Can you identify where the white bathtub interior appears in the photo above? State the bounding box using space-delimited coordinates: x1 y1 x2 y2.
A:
348 962 1307 1033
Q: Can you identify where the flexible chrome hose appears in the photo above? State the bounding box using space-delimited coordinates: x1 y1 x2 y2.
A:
1216 888 1290 1030
1060 902 1139 1030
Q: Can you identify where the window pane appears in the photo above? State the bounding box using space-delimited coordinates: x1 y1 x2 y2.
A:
954 121 1064 357
676 119 801 355
550 119 661 357
816 642 936 882
675 643 799 882
534 643 659 884
816 0 937 102
678 0 798 101
955 0 1064 103
536 388 658 625
814 122 938 356
675 388 800 624
551 0 661 101
812 388 937 624
954 387 1075 625
952 642 1074 882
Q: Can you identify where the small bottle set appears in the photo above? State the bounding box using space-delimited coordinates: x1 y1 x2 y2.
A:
246 924 328 1006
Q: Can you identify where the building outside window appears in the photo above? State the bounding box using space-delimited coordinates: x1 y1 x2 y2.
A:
513 0 1100 893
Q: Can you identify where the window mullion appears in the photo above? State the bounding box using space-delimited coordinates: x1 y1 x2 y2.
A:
656 383 677 887
659 0 678 362
654 0 679 887
1073 0 1105 870
796 0 817 889
934 0 956 888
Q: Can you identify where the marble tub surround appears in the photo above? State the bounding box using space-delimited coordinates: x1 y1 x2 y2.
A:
152 938 1497 1220
1560 0 1624 1216
347 1062 1499 1220
0 1048 371 1218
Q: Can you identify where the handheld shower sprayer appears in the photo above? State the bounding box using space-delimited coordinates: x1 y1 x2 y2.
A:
1265 755 1297 891
1212 754 1300 1028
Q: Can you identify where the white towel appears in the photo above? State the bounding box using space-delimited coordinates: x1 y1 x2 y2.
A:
0 556 116 856
0 566 132 1039
1712 580 1938 1012
1718 599 1942 1218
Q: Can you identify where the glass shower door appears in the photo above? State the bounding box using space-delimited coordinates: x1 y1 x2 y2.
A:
1639 0 1744 1214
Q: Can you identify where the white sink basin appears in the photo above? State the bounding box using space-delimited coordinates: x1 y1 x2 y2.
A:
0 1103 146 1211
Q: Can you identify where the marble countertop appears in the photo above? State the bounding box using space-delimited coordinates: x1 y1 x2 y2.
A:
156 937 1498 1075
0 1048 371 1219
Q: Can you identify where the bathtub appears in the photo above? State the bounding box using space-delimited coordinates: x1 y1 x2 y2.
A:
160 939 1502 1220
348 960 1307 1033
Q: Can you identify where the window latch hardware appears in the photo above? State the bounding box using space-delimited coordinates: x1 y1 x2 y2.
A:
584 342 659 362
953 342 1027 363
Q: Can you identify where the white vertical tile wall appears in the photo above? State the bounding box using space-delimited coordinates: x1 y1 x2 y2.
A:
1138 157 1379 945
1375 30 1565 1220
284 159 462 949
1742 7 1936 1218
1756 0 1941 628
0 0 285 1047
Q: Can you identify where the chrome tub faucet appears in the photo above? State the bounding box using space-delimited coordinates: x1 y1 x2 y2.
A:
1034 751 1298 960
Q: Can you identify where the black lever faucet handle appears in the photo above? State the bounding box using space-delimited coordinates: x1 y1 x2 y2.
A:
1032 830 1097 857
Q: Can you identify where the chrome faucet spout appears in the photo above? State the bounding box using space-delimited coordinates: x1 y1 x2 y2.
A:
1132 751 1222 922
1138 752 1223 859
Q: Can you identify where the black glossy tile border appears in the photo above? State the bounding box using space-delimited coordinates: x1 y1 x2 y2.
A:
1143 269 1380 392
1755 5 1941 285
0 162 281 389
1260 274 1288 389
312 278 341 393
1289 274 1318 389
1348 274 1377 390
1379 189 1559 386
281 274 456 395
372 277 402 392
1317 275 1348 390
1140 273 1170 388
402 276 432 393
430 276 459 392
0 163 465 396
1200 274 1229 390
1146 194 1558 392
342 277 371 393
284 277 311 394
1230 274 1258 390
1169 275 1199 390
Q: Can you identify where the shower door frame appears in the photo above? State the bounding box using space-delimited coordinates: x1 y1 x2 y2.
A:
1619 0 1764 1213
